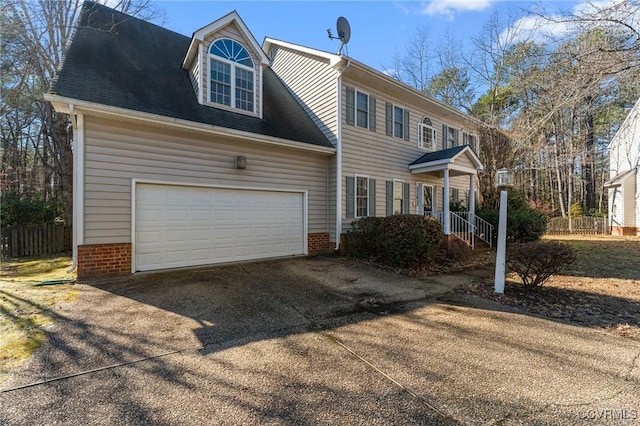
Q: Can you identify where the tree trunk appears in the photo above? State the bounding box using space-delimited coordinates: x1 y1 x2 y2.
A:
584 102 595 211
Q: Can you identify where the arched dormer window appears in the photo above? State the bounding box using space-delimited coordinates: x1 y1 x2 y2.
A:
418 116 436 150
209 38 255 112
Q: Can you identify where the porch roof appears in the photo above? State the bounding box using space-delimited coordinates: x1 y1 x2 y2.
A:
604 168 637 188
409 145 483 176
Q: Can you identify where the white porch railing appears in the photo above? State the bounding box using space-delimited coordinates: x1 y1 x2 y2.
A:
425 211 494 248
451 212 475 249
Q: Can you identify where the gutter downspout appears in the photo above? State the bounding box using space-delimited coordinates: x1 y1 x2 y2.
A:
66 105 84 274
335 58 350 250
67 104 78 273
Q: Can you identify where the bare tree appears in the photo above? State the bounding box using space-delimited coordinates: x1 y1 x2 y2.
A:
386 25 435 92
1 0 164 224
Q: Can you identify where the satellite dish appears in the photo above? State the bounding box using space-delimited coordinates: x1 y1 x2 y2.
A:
327 16 351 54
336 17 351 44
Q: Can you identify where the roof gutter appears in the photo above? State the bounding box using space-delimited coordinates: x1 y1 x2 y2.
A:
344 59 485 128
44 94 336 155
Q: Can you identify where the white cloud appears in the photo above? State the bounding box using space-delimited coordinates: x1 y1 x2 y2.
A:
499 0 635 46
499 15 571 46
420 0 493 19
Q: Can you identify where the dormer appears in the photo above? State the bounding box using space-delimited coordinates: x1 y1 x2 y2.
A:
182 11 269 118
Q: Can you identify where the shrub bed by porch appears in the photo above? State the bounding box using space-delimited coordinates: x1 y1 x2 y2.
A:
343 215 444 268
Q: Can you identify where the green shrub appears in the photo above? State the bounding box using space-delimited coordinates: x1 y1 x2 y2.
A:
347 216 384 258
477 205 548 244
506 241 577 288
378 214 443 268
508 209 548 243
344 215 444 269
0 193 60 227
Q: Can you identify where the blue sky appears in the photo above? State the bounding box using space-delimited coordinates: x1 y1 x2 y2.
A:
158 1 581 72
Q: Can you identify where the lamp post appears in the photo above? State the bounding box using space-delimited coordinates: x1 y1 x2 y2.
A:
494 168 514 294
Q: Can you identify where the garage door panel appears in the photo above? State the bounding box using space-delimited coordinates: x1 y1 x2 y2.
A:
135 184 305 272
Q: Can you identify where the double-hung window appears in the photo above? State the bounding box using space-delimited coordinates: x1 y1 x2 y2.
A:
209 38 255 112
418 117 436 150
394 106 404 138
346 88 376 130
448 126 457 147
356 176 369 217
463 132 478 152
442 124 458 149
356 92 368 128
385 102 410 141
393 180 404 214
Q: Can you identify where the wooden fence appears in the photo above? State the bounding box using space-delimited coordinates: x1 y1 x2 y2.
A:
546 216 609 235
1 224 72 258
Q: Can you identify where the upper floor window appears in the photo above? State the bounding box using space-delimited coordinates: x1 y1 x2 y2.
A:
463 131 478 152
385 102 409 141
346 87 376 131
418 117 436 151
448 126 458 147
209 38 255 112
442 124 458 149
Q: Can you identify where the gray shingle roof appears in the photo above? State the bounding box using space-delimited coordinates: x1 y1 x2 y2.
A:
50 1 333 149
409 145 467 166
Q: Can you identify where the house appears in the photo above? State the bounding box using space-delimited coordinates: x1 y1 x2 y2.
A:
605 97 640 236
263 38 489 246
46 2 488 278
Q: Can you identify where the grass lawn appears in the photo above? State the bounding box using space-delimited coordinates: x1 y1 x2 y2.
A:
460 234 640 340
0 256 77 385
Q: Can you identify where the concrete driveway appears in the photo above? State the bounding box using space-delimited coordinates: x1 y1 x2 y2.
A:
1 257 639 425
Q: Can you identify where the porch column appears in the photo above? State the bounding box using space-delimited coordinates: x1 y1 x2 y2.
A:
443 168 450 234
468 174 476 226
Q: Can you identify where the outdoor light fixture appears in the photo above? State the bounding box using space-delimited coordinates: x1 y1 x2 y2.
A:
494 168 514 294
235 155 247 169
495 168 515 189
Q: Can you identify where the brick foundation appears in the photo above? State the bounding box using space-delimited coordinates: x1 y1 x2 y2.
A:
308 232 335 254
78 236 332 278
610 226 639 236
78 243 132 278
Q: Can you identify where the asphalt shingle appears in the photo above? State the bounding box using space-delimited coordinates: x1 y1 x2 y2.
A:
50 1 333 149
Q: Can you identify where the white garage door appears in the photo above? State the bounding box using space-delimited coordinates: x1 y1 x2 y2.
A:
135 184 305 272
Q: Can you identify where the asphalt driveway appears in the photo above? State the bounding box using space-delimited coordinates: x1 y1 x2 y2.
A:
1 257 639 425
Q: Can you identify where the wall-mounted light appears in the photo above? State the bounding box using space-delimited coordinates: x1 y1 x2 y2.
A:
235 156 247 169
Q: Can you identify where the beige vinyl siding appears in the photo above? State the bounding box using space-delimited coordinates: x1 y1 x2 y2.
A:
340 78 478 227
83 116 330 245
202 22 261 117
269 46 339 146
328 155 337 242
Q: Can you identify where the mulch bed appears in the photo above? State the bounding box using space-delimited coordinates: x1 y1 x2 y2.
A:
454 277 640 340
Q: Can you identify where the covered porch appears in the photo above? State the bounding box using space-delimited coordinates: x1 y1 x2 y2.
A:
409 146 493 248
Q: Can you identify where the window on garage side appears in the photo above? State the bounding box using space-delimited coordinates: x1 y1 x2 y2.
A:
209 38 255 112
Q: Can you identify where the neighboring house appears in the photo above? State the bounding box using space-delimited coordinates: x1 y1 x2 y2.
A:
46 2 488 278
263 38 488 245
605 97 640 236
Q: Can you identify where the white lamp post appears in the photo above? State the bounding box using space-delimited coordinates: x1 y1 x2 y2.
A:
494 168 514 294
